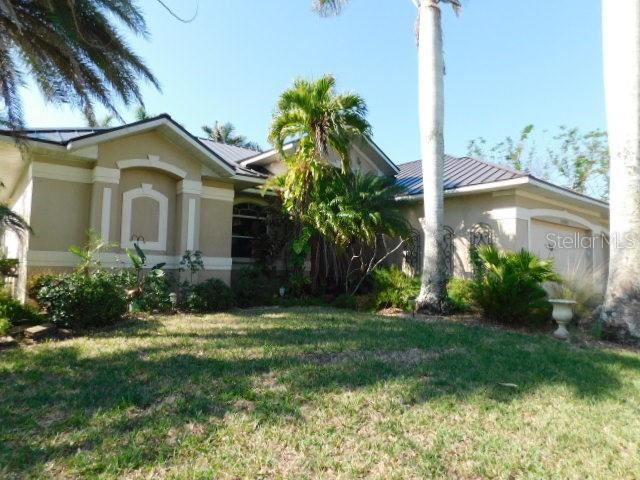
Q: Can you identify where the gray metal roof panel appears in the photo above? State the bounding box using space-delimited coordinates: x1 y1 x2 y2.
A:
396 155 527 196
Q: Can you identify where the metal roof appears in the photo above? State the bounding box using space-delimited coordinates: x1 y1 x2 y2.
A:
2 119 266 178
197 138 260 164
396 155 527 196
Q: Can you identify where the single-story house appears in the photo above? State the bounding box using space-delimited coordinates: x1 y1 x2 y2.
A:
0 114 609 299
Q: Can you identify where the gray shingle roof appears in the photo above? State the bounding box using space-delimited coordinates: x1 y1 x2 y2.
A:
396 155 527 196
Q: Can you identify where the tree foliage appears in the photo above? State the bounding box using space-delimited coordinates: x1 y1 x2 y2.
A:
269 74 371 173
467 125 609 199
0 0 159 130
202 121 261 151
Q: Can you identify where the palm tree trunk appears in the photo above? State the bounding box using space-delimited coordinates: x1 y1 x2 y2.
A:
602 0 640 338
416 0 446 311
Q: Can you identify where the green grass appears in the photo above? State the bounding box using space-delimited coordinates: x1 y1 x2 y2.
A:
1 307 639 479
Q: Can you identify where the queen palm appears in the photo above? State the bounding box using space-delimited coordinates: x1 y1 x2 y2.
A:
0 0 159 130
601 0 640 338
314 0 461 311
202 122 261 151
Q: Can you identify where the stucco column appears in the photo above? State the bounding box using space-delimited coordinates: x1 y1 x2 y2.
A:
89 167 120 243
176 179 202 256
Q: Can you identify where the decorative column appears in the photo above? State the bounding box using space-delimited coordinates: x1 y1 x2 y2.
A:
89 167 120 243
176 179 202 259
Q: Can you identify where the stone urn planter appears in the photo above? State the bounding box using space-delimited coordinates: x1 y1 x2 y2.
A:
549 299 576 340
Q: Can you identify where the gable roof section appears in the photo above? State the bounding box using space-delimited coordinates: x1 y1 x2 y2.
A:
0 115 266 179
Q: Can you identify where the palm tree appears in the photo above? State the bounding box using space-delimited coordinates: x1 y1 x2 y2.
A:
134 105 153 122
201 122 261 151
268 75 371 290
314 0 461 312
601 0 640 338
0 0 159 130
269 74 371 173
0 204 31 238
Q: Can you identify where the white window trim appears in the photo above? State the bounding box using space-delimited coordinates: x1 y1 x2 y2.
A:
121 183 168 251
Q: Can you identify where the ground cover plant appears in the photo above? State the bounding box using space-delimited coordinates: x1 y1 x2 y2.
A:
1 307 639 478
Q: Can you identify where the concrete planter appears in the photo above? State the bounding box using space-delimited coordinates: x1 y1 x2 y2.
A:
549 299 576 340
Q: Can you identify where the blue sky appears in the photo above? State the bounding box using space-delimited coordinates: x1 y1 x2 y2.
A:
20 0 605 165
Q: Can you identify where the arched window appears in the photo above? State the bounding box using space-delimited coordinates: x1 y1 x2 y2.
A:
232 203 268 258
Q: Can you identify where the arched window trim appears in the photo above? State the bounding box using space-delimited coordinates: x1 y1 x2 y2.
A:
121 183 168 251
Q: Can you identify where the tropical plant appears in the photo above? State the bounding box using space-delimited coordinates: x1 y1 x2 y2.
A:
269 74 371 173
179 250 204 285
0 0 159 130
601 0 640 339
134 105 153 122
308 172 409 294
369 265 420 311
0 204 31 238
202 122 261 151
69 229 115 275
447 277 474 312
470 245 560 325
125 243 165 300
313 0 461 312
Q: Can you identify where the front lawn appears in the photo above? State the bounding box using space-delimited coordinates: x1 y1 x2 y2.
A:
1 308 639 478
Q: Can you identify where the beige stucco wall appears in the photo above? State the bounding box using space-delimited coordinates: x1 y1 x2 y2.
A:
398 187 609 281
29 177 92 251
200 198 233 258
97 131 202 180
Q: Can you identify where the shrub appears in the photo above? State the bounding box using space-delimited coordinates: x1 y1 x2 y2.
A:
332 293 357 310
181 278 234 313
0 289 42 325
370 266 420 311
232 267 278 307
470 245 559 326
546 264 604 323
136 274 173 313
447 277 475 312
27 273 57 301
0 317 10 335
36 270 128 328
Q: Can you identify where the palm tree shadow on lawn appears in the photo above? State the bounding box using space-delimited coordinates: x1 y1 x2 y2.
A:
1 308 639 475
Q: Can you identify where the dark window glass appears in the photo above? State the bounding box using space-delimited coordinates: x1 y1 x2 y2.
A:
231 203 267 258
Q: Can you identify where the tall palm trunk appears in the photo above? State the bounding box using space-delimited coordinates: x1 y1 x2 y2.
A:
416 1 446 311
602 0 640 338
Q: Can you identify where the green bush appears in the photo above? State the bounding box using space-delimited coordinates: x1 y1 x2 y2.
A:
470 245 559 326
447 277 475 312
181 278 234 313
0 317 11 335
36 270 128 328
370 266 419 311
0 289 42 325
136 274 172 313
232 267 277 307
332 293 357 310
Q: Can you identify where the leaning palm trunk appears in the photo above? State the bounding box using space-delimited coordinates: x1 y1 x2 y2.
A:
601 0 640 338
416 1 446 311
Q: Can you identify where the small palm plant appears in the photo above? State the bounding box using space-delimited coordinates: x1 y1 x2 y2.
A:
471 245 560 325
125 243 166 301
